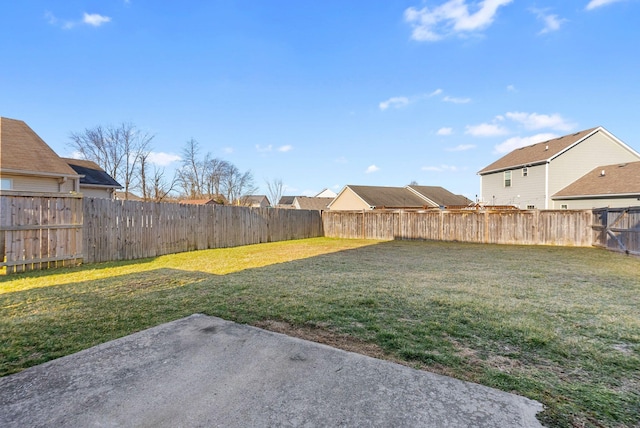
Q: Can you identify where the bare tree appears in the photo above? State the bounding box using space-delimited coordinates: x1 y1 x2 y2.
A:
223 165 258 204
265 178 284 208
69 122 153 198
177 138 205 199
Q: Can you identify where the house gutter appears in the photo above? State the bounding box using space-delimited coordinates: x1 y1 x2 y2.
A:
0 168 80 179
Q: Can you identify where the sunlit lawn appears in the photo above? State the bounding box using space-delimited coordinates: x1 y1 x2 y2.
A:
1 237 639 427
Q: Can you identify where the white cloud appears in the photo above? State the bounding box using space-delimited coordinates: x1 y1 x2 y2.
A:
429 88 444 97
147 152 181 167
256 144 273 153
531 9 566 34
446 144 476 152
494 133 558 154
586 0 625 10
505 112 575 131
437 127 453 136
404 0 514 41
278 145 293 152
443 95 471 104
465 123 509 137
365 164 380 174
379 96 410 111
422 164 459 172
83 13 111 27
507 84 516 92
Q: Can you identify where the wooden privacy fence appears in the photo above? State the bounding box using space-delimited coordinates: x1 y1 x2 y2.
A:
0 192 83 273
592 206 640 256
322 209 594 247
83 198 324 263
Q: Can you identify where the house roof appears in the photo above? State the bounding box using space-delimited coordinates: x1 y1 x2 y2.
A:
339 185 432 209
477 127 600 175
294 196 334 211
277 196 295 205
178 199 221 205
408 185 472 207
244 195 270 205
0 117 79 177
553 161 640 199
115 191 144 201
63 158 122 188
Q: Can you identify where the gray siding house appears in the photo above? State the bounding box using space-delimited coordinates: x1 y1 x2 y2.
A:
478 127 640 209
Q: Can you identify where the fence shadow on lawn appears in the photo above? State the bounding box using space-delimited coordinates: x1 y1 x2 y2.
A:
1 239 639 427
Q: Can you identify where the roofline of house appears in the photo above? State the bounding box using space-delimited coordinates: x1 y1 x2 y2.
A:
80 183 124 190
478 126 640 176
552 192 640 200
405 185 440 207
477 160 548 176
0 168 80 179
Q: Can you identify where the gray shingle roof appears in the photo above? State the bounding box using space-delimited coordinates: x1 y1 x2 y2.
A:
346 185 432 208
408 186 472 206
63 158 122 188
478 127 599 175
294 196 333 210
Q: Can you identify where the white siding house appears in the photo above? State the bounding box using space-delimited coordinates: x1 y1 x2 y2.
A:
478 127 640 209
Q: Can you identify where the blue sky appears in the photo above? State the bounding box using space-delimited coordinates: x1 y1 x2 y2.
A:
2 0 639 200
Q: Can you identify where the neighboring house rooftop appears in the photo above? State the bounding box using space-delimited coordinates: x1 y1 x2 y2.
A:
294 196 334 211
553 161 640 198
115 191 144 201
63 158 122 189
0 117 79 178
339 185 432 209
277 196 295 205
478 127 600 174
408 185 472 207
179 199 221 205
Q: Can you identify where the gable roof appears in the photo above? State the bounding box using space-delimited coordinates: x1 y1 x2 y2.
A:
179 199 221 205
0 117 79 177
242 195 271 206
407 185 472 207
336 185 432 209
63 158 122 188
277 196 295 205
293 196 334 211
478 127 600 175
553 161 640 199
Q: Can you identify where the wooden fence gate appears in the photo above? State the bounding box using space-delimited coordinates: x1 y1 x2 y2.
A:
592 207 640 256
0 192 83 273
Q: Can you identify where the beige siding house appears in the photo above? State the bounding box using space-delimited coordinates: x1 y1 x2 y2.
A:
328 185 468 211
0 117 80 194
478 127 640 209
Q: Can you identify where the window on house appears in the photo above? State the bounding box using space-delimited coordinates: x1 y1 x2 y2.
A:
522 167 528 177
0 178 12 190
561 204 568 209
504 170 512 187
527 205 535 209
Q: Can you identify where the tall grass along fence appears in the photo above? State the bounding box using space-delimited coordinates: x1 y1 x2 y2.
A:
322 209 594 247
592 206 640 256
83 198 324 263
0 192 83 273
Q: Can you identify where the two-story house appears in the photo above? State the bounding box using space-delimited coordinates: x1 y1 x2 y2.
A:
478 127 640 209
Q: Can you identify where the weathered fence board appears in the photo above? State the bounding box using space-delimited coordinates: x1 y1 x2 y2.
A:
322 209 595 247
592 207 640 255
82 198 324 264
0 192 83 273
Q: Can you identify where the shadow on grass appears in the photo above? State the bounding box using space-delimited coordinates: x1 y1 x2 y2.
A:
1 240 639 427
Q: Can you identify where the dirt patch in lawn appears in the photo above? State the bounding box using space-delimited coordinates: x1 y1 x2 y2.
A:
253 320 390 361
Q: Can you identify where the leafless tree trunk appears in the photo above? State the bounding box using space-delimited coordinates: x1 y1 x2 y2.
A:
266 178 284 207
68 122 153 197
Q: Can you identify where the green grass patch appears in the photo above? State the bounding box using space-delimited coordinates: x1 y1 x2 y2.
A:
1 238 639 427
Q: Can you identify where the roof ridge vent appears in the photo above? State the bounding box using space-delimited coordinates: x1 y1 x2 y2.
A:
600 169 606 176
